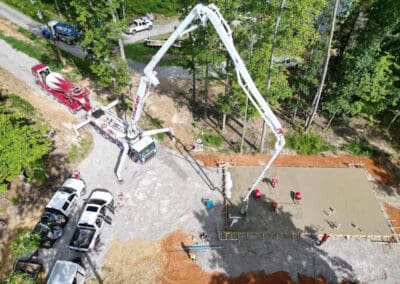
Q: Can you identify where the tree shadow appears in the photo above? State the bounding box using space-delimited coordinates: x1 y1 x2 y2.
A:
9 151 73 219
329 119 400 195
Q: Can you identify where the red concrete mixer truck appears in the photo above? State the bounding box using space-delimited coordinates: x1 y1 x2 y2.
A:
31 63 91 113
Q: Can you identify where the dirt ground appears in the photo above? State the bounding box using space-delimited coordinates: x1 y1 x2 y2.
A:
100 230 331 284
0 19 32 42
384 204 400 235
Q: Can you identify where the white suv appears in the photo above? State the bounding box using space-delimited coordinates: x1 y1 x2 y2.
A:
125 18 153 34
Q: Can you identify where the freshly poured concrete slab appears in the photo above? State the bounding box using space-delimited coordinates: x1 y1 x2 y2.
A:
228 167 391 236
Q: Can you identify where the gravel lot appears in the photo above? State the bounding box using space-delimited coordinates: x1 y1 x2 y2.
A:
40 128 223 279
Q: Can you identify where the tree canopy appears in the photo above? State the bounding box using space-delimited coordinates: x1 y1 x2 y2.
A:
0 96 51 192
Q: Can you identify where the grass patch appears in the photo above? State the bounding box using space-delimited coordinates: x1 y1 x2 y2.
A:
286 131 333 155
202 133 223 147
341 142 380 157
124 42 189 67
17 27 38 41
68 138 93 163
0 31 62 69
7 94 35 115
3 0 58 21
11 195 19 205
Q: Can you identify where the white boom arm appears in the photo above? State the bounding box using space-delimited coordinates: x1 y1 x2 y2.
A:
133 4 285 214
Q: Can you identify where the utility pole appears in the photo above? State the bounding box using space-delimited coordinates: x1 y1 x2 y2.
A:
260 0 286 152
109 0 126 61
37 0 65 67
304 0 340 133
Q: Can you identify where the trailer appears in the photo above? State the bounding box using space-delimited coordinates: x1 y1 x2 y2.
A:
32 63 91 113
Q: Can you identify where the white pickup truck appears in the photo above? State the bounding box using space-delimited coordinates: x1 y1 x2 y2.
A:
69 189 114 252
124 18 153 34
47 257 85 284
33 177 86 248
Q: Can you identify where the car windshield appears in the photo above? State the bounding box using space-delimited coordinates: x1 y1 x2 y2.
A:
59 187 74 194
86 206 99 212
89 199 106 206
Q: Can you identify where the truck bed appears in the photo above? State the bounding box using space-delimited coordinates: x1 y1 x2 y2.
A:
69 226 96 251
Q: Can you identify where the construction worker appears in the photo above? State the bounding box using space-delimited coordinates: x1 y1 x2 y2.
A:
254 189 261 199
271 178 278 188
294 191 302 204
318 233 330 245
271 201 278 213
73 170 81 179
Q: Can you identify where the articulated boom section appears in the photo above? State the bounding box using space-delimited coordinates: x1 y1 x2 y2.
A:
134 3 285 213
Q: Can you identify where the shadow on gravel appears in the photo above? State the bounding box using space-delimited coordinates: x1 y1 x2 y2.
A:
143 110 220 193
192 197 355 282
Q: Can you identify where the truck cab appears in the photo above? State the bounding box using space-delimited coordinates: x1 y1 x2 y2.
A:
128 136 157 163
69 189 114 252
33 177 86 248
47 258 85 284
125 18 153 34
42 21 79 45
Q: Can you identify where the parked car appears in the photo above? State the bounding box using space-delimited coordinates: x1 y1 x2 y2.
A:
33 176 86 248
47 257 85 284
124 18 153 34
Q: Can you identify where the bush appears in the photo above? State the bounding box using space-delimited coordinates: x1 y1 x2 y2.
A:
286 131 332 154
8 271 37 284
9 231 40 258
202 133 223 147
341 142 380 157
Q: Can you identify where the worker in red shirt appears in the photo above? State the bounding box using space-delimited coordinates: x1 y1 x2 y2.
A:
271 201 278 213
271 178 278 188
318 233 330 245
73 170 81 179
294 191 301 204
254 189 261 199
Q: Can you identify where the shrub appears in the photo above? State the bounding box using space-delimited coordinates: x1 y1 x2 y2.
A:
286 131 332 154
8 271 37 284
9 231 40 258
202 133 223 147
341 142 380 157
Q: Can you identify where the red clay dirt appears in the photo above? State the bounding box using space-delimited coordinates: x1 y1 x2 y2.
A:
159 231 330 284
193 154 396 186
384 203 400 235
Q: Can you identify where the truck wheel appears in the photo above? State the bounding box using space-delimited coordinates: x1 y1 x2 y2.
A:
148 25 153 30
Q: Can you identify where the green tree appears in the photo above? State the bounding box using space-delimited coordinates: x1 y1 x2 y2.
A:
8 271 37 284
9 231 40 258
70 0 130 93
0 104 51 192
324 0 400 126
